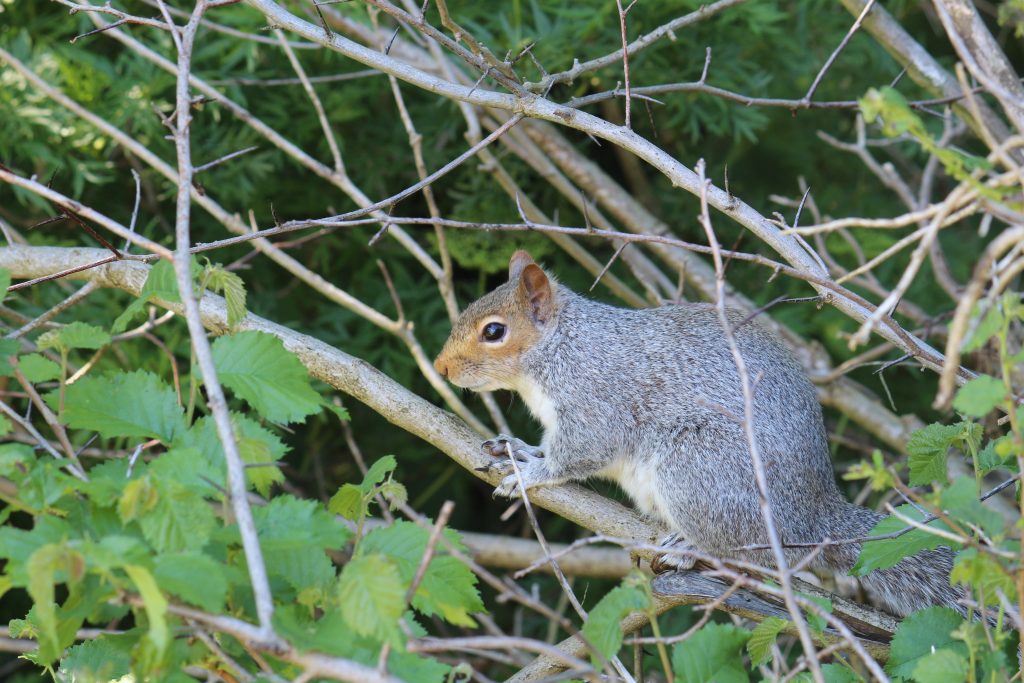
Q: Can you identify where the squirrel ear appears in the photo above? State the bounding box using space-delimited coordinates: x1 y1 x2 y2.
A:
519 263 553 324
508 250 536 282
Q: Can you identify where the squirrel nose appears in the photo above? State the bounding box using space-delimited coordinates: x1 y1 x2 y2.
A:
434 357 449 379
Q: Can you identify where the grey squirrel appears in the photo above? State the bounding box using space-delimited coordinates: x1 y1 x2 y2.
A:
433 250 959 618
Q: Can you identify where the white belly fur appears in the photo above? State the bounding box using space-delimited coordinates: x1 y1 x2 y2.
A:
598 458 674 526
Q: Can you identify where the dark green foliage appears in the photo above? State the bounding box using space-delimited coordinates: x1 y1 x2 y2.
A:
3 0 1024 679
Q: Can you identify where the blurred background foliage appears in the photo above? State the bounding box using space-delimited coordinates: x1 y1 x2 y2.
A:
2 0 1021 669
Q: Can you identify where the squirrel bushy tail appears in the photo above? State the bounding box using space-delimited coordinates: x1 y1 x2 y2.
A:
816 502 960 618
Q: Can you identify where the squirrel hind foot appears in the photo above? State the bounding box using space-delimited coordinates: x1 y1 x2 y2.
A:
651 533 698 574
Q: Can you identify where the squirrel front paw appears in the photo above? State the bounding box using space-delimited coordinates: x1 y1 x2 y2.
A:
650 532 698 573
488 450 550 499
480 434 544 460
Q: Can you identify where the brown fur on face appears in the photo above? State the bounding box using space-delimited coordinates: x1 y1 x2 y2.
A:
433 251 557 392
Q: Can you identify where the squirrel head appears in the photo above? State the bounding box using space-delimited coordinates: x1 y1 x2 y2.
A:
434 250 558 391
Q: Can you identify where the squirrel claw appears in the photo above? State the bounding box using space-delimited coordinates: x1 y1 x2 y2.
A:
492 475 519 499
651 533 698 573
482 434 543 460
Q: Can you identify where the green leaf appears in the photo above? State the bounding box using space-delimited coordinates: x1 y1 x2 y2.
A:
950 549 1016 605
337 553 406 644
360 521 483 627
139 479 217 553
37 321 110 352
885 607 967 679
210 331 321 423
26 544 85 665
60 634 134 683
0 267 9 299
801 594 832 633
204 264 247 326
793 664 862 683
111 258 195 333
911 648 969 683
154 552 228 612
747 617 787 665
124 564 169 657
963 302 1004 352
672 622 750 683
0 338 19 377
255 495 351 550
953 375 1006 417
54 370 186 442
361 455 398 491
254 495 350 594
118 476 158 522
581 583 651 663
940 477 1004 538
906 423 962 486
976 436 1014 474
143 259 186 303
171 414 286 495
328 483 364 521
19 353 61 382
851 505 959 575
235 417 287 497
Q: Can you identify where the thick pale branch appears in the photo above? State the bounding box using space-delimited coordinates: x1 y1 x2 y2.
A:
0 245 658 545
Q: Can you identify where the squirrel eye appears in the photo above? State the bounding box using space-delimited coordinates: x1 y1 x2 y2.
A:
481 322 507 342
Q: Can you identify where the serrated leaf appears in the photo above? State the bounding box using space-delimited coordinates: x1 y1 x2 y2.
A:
154 552 227 612
672 622 750 683
378 480 408 509
78 458 128 507
581 583 650 662
255 495 351 550
54 370 186 442
60 634 134 683
171 413 287 495
138 479 217 553
851 505 959 575
885 607 966 679
950 549 1016 605
147 447 220 495
906 423 962 486
19 353 61 382
940 477 1004 538
204 265 247 326
360 522 483 627
124 564 169 657
747 617 787 665
112 258 195 333
239 436 284 497
912 649 969 683
254 496 350 593
37 321 110 352
328 483 364 521
337 553 406 643
210 331 321 423
952 375 1006 417
144 259 186 302
977 436 1014 474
